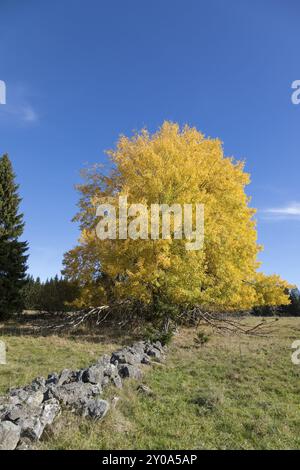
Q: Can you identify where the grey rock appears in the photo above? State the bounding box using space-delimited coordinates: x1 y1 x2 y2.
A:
103 362 118 377
7 388 44 408
81 399 109 420
57 368 75 386
20 415 44 441
101 362 123 388
131 341 147 354
30 376 46 392
0 404 8 420
128 346 144 360
96 354 111 367
0 421 21 450
24 390 44 408
101 376 110 387
154 341 164 352
145 345 162 360
3 405 19 422
137 384 154 397
82 365 104 385
111 348 142 366
2 399 57 442
47 382 101 407
40 399 61 427
43 386 54 402
0 395 15 407
0 396 23 419
4 405 23 422
111 374 123 389
9 387 29 403
45 372 59 386
9 395 23 405
141 355 151 365
16 437 32 450
74 369 85 382
118 364 142 380
4 404 39 423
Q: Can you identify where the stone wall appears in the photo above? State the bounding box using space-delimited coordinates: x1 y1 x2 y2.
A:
0 340 165 450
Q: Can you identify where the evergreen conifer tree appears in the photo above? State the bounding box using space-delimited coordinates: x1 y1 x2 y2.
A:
0 154 28 318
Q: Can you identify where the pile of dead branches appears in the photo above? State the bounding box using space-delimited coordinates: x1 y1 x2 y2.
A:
179 307 279 336
37 302 279 337
37 300 149 333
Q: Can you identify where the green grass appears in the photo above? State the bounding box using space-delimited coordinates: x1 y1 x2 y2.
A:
0 315 126 395
1 316 300 449
0 335 120 395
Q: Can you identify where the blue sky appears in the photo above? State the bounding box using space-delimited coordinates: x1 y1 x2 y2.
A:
0 0 300 286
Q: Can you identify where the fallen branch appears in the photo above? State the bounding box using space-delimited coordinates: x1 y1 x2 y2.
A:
182 308 279 336
37 305 110 332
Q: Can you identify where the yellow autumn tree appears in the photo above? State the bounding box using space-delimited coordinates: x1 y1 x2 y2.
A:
63 122 290 312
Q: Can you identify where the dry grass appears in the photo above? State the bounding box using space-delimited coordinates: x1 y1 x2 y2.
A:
0 313 138 395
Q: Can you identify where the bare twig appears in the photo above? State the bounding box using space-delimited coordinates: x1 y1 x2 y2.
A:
37 305 109 332
182 307 278 337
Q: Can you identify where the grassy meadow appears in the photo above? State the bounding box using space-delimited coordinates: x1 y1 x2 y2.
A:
1 316 300 450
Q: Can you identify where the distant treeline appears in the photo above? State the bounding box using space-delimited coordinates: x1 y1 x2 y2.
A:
252 288 300 317
21 276 300 317
23 275 80 312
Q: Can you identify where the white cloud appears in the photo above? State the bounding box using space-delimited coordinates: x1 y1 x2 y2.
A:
262 202 300 220
0 83 39 124
22 104 38 122
0 102 39 124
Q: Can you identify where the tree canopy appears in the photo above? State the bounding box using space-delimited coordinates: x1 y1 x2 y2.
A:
63 122 290 312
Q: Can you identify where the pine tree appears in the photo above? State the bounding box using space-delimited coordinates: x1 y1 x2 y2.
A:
22 275 42 310
0 154 28 318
